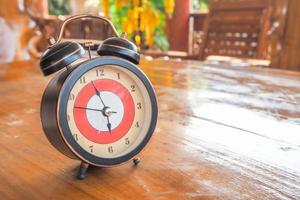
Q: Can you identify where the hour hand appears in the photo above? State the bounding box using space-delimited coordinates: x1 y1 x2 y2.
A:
91 81 106 107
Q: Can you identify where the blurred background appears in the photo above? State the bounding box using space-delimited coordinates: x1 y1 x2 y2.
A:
0 0 299 71
1 2 300 198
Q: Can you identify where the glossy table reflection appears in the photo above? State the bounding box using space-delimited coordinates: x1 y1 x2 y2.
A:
0 59 300 200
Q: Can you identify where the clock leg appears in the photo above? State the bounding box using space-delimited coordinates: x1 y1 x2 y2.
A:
77 162 90 180
133 157 140 165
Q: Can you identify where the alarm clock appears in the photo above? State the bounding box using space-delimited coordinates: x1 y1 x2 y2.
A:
39 15 158 179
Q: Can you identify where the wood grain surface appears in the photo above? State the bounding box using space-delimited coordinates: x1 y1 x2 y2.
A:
0 59 300 199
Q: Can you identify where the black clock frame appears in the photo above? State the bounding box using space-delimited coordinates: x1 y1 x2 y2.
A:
41 56 158 167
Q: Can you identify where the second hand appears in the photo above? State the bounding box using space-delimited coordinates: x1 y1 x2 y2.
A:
74 106 117 114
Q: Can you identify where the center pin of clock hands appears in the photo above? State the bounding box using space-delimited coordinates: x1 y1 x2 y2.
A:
90 80 113 134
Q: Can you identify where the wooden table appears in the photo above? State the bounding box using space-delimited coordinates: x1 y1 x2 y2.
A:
0 59 300 199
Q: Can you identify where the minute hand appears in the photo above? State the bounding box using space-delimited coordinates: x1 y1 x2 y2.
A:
91 81 106 107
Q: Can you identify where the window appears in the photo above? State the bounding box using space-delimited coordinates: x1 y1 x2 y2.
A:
190 0 208 13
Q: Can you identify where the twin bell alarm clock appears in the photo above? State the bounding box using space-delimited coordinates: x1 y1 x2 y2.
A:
39 14 158 179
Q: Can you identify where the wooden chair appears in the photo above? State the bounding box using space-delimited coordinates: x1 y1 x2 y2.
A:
22 0 116 58
199 0 271 60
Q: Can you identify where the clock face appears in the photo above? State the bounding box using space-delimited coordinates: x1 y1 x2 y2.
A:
61 64 155 163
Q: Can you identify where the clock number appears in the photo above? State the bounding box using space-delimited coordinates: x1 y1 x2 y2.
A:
108 146 113 153
117 73 120 80
137 102 142 109
69 93 75 101
96 69 104 76
89 145 93 153
125 138 130 145
135 121 140 128
73 134 78 141
79 76 86 84
67 114 70 121
130 85 136 92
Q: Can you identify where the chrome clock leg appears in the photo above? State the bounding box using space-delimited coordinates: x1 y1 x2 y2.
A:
77 162 90 180
133 157 140 165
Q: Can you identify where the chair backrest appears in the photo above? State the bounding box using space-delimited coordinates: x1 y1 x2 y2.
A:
199 0 271 60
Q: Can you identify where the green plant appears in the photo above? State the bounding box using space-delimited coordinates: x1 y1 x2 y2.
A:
192 0 208 12
101 0 175 51
48 0 70 15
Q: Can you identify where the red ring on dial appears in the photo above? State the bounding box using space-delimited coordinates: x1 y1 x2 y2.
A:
73 79 135 144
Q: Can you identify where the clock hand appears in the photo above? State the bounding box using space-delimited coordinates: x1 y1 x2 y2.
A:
74 106 103 112
80 83 115 134
74 106 117 113
106 116 112 134
91 81 106 107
